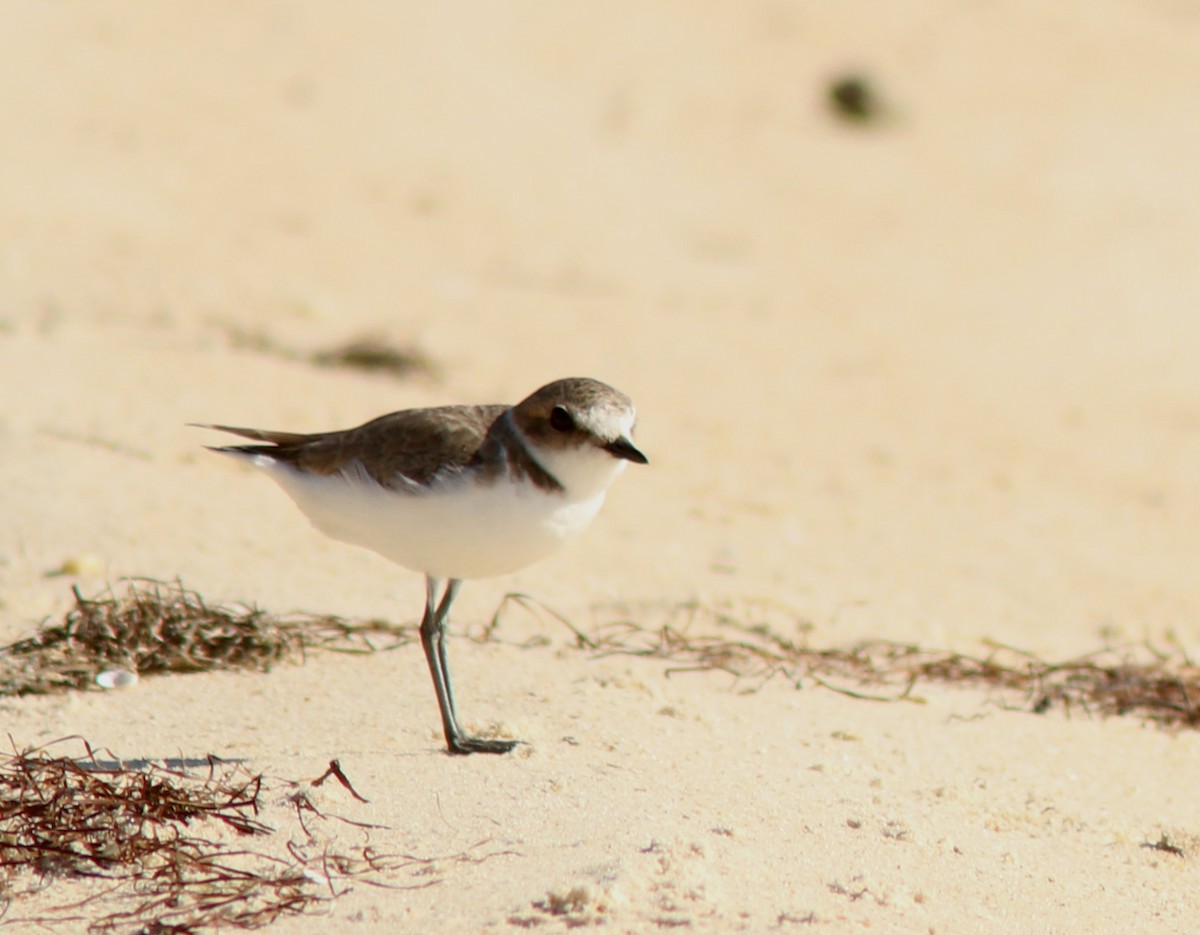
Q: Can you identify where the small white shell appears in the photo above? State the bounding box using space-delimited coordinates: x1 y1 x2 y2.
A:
95 668 139 690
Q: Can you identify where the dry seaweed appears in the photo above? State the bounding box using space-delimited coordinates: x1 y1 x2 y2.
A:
499 596 1200 731
0 738 304 931
0 738 516 931
310 336 436 380
0 579 411 697
226 326 436 380
6 581 1200 732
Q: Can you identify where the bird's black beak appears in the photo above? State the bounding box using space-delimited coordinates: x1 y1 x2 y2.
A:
605 436 648 464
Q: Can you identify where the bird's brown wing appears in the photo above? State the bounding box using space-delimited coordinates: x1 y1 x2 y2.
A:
198 404 508 489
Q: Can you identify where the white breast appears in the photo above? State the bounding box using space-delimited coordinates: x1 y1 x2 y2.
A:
252 456 608 580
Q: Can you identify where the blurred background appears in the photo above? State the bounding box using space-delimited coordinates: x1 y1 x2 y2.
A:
2 1 1199 656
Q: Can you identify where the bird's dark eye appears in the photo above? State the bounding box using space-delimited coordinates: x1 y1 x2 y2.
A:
549 406 574 433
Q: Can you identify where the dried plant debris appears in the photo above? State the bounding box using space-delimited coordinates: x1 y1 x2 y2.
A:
6 581 1200 734
226 326 436 380
0 579 411 697
495 596 1200 732
0 739 295 930
827 73 884 123
1141 832 1187 858
0 738 518 931
311 336 437 380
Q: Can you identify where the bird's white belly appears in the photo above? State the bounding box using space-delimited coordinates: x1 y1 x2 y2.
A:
259 459 607 580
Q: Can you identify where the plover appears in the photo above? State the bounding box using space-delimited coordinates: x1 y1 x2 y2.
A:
196 377 646 755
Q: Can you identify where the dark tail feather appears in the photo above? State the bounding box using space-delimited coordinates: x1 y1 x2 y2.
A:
189 423 313 447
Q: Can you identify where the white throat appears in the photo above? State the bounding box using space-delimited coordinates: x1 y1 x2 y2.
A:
535 443 629 500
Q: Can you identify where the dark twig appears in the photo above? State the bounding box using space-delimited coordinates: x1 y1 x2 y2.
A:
311 759 369 803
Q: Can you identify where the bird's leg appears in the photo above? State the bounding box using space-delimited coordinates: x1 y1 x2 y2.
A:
418 576 517 755
419 576 461 745
431 577 463 721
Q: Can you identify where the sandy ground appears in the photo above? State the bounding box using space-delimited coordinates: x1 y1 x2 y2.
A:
3 1 1200 931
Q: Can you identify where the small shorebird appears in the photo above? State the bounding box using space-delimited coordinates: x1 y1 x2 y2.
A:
196 377 646 755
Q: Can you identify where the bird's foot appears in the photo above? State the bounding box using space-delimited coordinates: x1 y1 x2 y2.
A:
446 734 519 756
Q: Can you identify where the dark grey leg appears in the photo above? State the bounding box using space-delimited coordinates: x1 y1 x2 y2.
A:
418 576 517 755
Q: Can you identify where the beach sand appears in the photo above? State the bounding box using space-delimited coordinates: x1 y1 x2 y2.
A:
3 2 1200 931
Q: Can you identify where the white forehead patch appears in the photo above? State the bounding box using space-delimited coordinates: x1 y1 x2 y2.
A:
577 401 636 443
